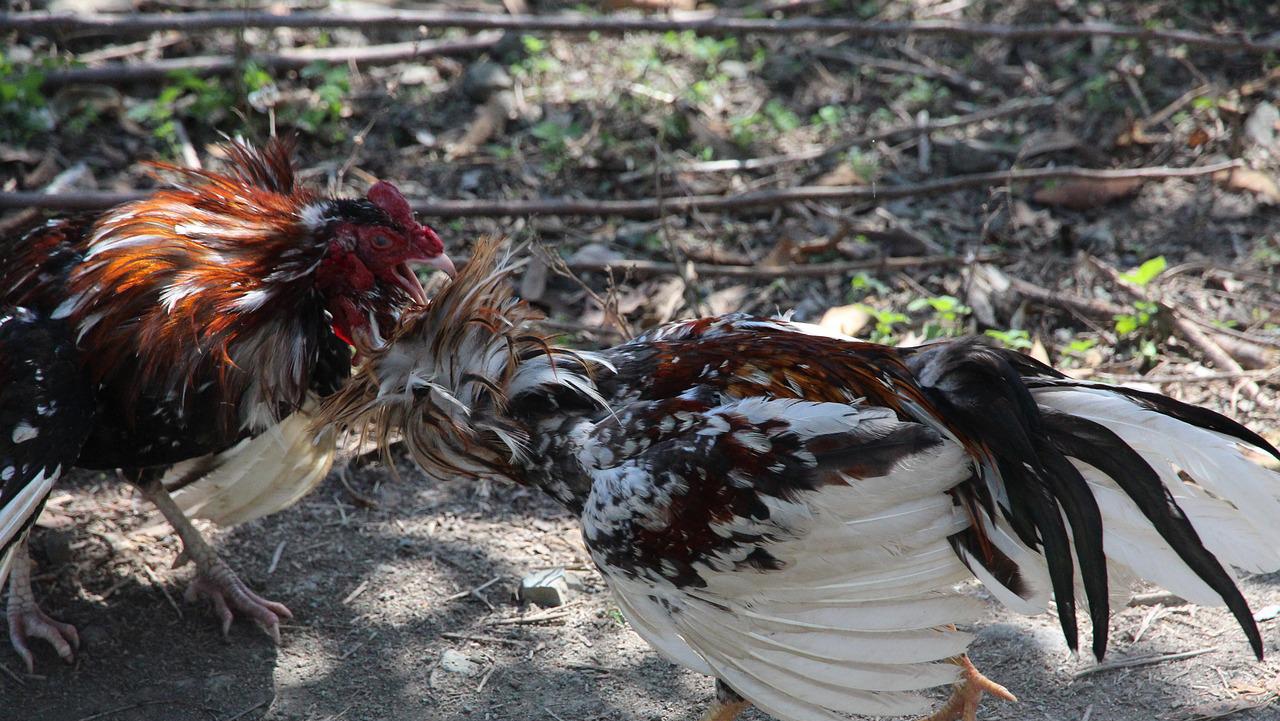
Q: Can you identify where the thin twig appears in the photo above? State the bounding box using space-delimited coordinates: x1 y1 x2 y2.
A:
1 160 1242 217
1074 647 1216 678
138 561 183 619
338 630 379 660
440 632 525 646
38 33 502 86
266 540 286 576
445 576 501 611
0 661 26 687
7 11 1279 54
565 252 1000 278
73 700 218 721
222 695 274 721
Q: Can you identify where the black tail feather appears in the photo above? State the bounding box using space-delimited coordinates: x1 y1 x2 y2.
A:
1041 410 1264 660
906 338 1112 657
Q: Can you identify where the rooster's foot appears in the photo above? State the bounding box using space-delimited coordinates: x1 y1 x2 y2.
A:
700 680 751 721
6 544 78 672
184 558 291 643
133 473 292 643
917 654 1016 721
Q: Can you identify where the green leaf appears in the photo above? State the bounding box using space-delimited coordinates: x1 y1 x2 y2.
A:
1120 256 1167 287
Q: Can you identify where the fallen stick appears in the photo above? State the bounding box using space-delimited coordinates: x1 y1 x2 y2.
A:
39 33 503 86
6 11 1279 54
562 252 1001 279
0 160 1242 217
1074 647 1216 678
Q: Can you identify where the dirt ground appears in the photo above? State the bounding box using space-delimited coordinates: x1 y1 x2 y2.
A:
5 453 1280 721
5 0 1280 719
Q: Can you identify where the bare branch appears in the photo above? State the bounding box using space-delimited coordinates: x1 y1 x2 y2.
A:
38 33 503 87
4 10 1278 54
0 161 1241 218
561 252 1003 279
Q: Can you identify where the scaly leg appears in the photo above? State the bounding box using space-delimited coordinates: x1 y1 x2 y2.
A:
917 654 1016 721
701 679 751 721
133 473 291 642
6 537 78 671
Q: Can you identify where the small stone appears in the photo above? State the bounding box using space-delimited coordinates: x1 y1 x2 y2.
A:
719 60 750 80
519 568 572 608
439 649 481 676
1244 101 1278 150
1254 604 1280 622
462 61 513 102
568 243 625 266
399 64 440 87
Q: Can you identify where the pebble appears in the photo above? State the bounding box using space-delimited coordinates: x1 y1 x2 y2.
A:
1244 101 1278 150
520 568 576 608
430 649 482 688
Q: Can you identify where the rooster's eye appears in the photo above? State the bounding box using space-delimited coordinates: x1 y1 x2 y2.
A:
371 233 394 249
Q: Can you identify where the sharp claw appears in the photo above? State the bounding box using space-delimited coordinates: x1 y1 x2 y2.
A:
13 640 34 674
184 562 290 643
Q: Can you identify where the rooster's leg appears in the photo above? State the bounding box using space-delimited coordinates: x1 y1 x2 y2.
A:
133 473 292 642
917 654 1016 721
6 538 78 671
700 680 751 721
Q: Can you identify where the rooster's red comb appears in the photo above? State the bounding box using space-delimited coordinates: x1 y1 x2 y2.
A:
366 180 443 256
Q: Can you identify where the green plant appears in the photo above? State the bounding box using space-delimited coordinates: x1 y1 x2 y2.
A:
849 272 890 298
0 52 52 142
908 295 970 340
854 304 909 344
127 70 234 152
843 148 880 180
529 118 584 173
812 104 845 129
984 328 1034 350
295 63 350 138
1119 256 1167 286
1114 300 1158 336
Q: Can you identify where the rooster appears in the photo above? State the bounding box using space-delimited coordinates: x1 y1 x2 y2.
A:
322 238 1280 721
0 138 454 671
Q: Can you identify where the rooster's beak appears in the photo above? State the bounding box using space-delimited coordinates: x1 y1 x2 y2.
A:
393 253 455 306
425 253 457 279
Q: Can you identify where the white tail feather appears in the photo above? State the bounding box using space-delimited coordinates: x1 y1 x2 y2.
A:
1034 387 1280 604
169 408 337 527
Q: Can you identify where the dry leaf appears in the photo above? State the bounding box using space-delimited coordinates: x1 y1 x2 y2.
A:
813 163 867 187
1213 167 1280 204
760 237 799 267
1029 337 1051 365
1187 127 1212 148
1033 177 1144 210
705 285 749 316
818 304 871 338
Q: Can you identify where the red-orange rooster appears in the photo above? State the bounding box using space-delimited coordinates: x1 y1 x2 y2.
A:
323 239 1280 721
0 138 453 671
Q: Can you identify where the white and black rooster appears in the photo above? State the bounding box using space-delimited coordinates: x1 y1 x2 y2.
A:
322 239 1280 721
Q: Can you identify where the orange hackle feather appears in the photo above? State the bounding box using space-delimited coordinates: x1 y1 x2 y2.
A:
60 138 329 428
